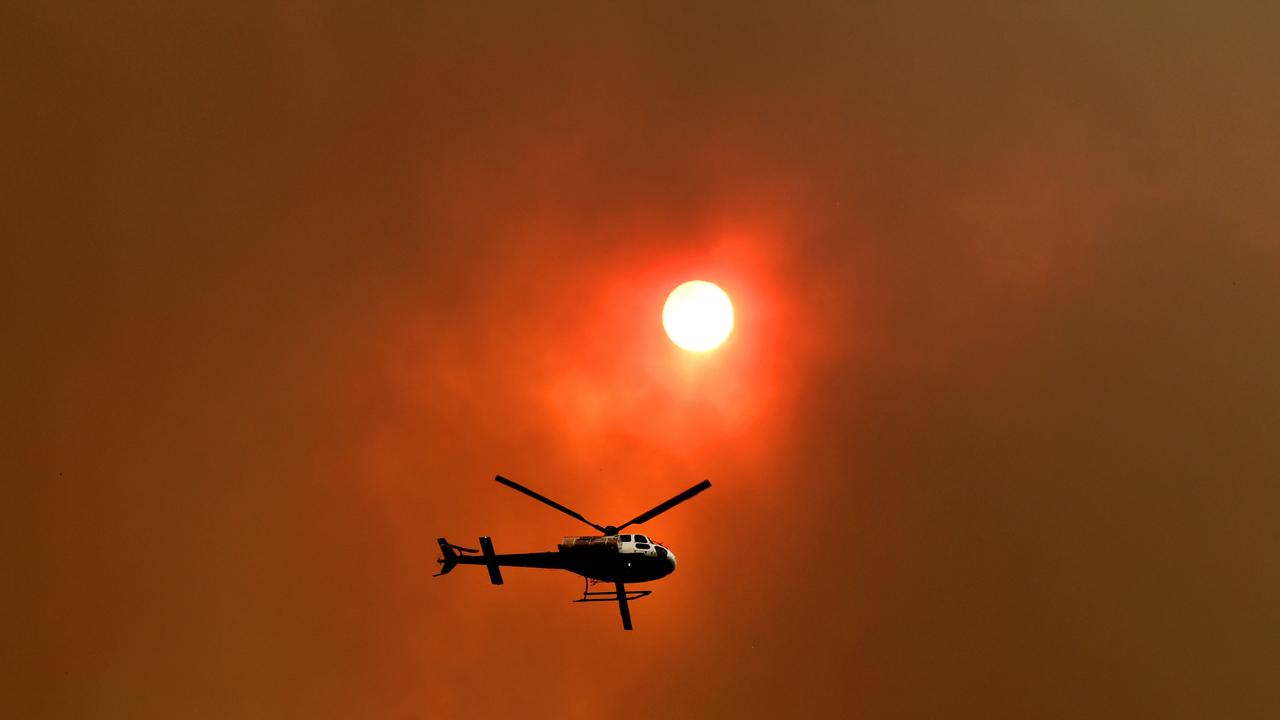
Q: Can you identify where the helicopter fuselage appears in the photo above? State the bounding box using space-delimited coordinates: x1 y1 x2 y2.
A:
447 533 677 584
436 475 710 630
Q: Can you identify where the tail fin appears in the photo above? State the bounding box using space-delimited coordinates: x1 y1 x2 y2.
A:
434 537 477 577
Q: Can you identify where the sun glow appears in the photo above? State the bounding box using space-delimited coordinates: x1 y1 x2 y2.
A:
662 280 734 352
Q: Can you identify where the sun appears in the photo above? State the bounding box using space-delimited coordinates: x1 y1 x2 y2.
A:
662 280 734 352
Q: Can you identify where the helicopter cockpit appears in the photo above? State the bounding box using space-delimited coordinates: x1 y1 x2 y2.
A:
619 534 672 559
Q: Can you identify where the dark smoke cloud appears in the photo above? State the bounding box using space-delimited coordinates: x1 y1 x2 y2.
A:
3 3 1277 718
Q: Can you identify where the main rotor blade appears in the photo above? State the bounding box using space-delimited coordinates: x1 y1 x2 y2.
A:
614 479 712 532
494 475 606 534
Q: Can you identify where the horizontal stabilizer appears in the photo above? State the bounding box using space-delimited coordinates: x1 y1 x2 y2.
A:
479 536 504 585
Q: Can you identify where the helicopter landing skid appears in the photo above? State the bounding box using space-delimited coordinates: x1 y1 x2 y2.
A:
574 589 653 602
573 578 650 630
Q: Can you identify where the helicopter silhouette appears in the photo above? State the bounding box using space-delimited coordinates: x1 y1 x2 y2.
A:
435 475 712 630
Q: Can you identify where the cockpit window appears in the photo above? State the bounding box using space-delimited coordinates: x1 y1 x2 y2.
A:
636 543 651 550
635 535 649 544
620 535 632 542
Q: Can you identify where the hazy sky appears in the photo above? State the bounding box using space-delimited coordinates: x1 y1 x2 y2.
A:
4 3 1279 718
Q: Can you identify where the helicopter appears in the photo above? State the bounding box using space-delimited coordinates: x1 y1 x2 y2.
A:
435 474 712 630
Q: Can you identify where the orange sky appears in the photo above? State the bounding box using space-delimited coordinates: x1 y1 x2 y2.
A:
4 3 1279 718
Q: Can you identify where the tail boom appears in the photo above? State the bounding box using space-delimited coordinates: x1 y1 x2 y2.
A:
434 536 567 581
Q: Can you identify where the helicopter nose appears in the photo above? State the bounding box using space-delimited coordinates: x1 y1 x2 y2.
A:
666 548 677 572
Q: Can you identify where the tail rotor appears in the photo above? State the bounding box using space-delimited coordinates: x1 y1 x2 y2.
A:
434 538 478 577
